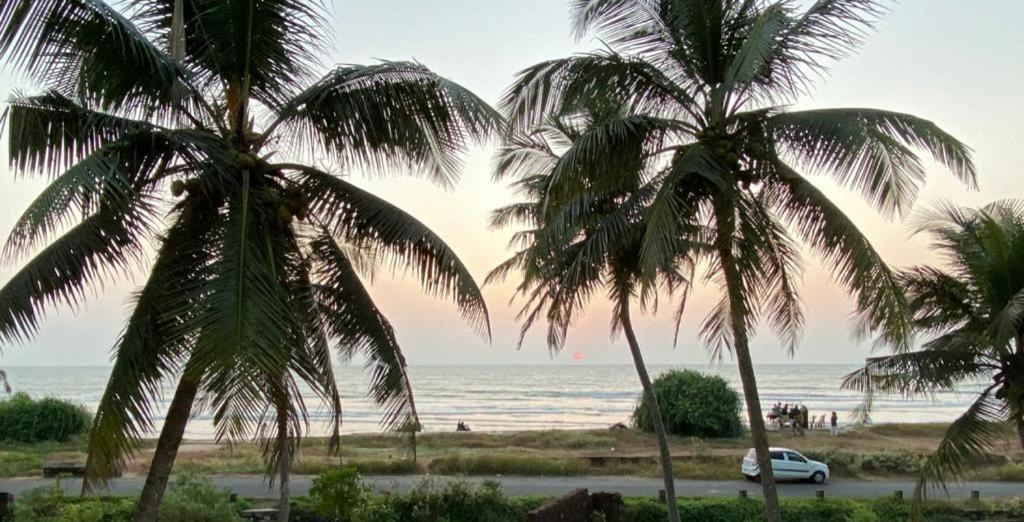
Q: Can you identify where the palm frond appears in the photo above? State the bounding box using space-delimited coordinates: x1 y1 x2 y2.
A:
0 0 191 116
780 0 884 68
283 252 342 452
189 172 295 444
299 168 491 338
130 0 329 109
3 91 162 175
273 62 500 187
899 266 978 334
309 232 418 431
764 109 976 217
842 349 992 401
765 163 912 351
83 203 215 490
734 0 884 101
540 113 683 213
568 0 704 80
639 144 723 278
735 191 805 354
911 389 1005 514
3 130 172 260
500 51 698 133
721 4 789 94
0 203 153 345
493 129 560 183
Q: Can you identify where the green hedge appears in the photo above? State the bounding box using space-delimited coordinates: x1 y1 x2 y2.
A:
625 497 967 522
10 472 246 522
632 369 743 438
0 393 91 443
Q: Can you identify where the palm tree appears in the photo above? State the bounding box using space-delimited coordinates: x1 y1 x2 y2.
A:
500 1 975 519
0 369 9 393
843 200 1024 516
489 103 695 522
0 1 498 519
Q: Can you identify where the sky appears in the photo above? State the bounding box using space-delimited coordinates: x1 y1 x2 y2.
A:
0 0 1022 367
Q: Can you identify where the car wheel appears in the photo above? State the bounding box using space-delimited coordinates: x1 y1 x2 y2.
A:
811 471 826 484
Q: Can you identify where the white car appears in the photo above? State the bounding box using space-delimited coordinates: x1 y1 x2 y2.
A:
741 447 830 484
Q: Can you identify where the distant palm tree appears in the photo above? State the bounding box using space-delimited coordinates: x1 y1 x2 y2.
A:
501 1 975 519
0 1 498 520
844 200 1024 516
490 102 696 522
0 368 9 394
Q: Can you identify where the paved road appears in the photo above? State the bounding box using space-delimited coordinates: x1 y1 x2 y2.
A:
1 475 1022 500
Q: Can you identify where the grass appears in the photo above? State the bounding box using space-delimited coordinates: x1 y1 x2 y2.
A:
0 451 43 476
3 424 1024 482
427 454 591 476
0 437 87 477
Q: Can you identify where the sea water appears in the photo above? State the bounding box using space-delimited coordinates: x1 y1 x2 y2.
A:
0 364 984 438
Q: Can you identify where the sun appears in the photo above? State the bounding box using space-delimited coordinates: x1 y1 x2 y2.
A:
573 351 585 362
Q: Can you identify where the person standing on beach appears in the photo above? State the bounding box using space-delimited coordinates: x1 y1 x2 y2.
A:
830 412 839 437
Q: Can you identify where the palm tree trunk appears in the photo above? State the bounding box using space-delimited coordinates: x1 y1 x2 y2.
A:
1017 418 1024 452
714 202 781 522
133 373 200 522
277 403 292 522
619 298 681 522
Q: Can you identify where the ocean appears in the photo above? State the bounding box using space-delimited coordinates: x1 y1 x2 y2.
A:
1 364 983 439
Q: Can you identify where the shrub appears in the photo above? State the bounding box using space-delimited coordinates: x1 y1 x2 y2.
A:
359 479 528 522
309 467 370 521
10 483 133 522
426 454 589 476
10 484 64 522
0 451 44 477
804 450 924 478
631 369 742 438
0 393 91 443
625 497 970 522
157 471 245 522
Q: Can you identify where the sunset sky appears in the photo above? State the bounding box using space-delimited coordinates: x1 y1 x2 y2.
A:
0 0 1021 367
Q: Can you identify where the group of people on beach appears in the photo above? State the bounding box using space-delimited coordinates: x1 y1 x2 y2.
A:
767 403 839 437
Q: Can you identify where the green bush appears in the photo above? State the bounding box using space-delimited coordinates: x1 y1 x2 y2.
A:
10 484 64 522
357 479 529 522
309 467 370 521
10 484 133 522
625 497 968 522
804 449 924 477
631 369 742 438
157 472 245 522
0 451 44 476
426 454 588 476
0 393 91 443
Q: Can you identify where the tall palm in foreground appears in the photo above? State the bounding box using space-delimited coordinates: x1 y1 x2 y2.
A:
844 200 1024 517
489 104 695 522
0 1 498 519
501 1 975 518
